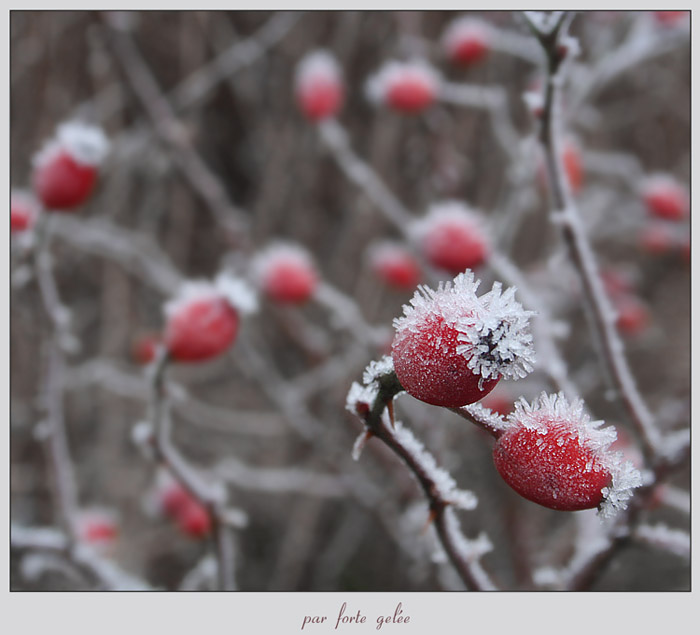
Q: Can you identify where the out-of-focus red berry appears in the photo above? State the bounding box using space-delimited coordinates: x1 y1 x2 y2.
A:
641 175 689 221
295 50 344 121
614 295 650 337
368 242 422 290
414 201 489 275
31 122 109 211
177 500 212 539
132 334 161 365
253 243 319 304
639 224 675 255
442 17 491 67
367 61 440 114
165 294 239 362
10 190 39 233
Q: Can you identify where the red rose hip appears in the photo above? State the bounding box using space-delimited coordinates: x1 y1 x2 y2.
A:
367 60 440 114
412 201 489 275
252 243 319 304
493 393 642 516
442 17 491 67
31 121 109 211
391 272 534 407
368 241 422 290
295 50 344 122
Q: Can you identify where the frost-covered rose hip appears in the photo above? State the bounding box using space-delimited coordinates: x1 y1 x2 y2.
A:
252 243 319 304
32 121 109 211
10 190 39 233
493 393 642 516
442 17 491 67
640 175 689 221
366 60 440 114
412 201 489 275
295 50 344 121
164 274 257 362
368 241 422 290
177 499 212 539
391 272 534 407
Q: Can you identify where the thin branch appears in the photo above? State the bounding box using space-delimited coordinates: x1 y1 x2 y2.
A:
526 11 662 461
352 369 497 591
101 15 249 245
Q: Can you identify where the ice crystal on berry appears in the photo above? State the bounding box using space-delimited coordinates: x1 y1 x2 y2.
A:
456 282 535 383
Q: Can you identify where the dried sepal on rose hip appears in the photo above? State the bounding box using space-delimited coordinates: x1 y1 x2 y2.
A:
32 121 110 211
411 201 490 275
163 273 257 363
251 242 319 304
295 50 344 122
441 16 491 67
366 59 441 114
492 392 643 517
392 271 535 408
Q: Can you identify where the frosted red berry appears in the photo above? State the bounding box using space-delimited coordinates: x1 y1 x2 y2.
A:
641 175 689 221
639 223 675 255
493 393 642 515
413 201 489 275
442 17 491 67
367 60 440 114
614 294 650 337
177 500 212 539
31 121 109 211
163 275 256 363
10 190 39 233
77 509 119 548
295 50 344 121
368 242 422 290
253 243 319 304
391 272 534 408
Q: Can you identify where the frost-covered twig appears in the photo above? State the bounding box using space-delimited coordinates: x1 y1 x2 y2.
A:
33 217 80 542
347 363 497 591
215 457 347 499
633 523 689 559
50 216 183 295
102 16 249 243
318 118 414 230
314 281 391 349
169 11 301 112
146 347 244 591
525 11 662 460
11 524 151 590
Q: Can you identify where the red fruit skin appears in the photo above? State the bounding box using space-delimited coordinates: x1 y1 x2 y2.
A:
177 500 212 539
33 151 97 210
132 334 161 365
563 143 583 194
165 298 239 362
372 249 421 290
298 79 343 121
82 520 118 544
11 197 36 233
643 183 688 221
421 218 488 275
493 425 612 511
161 484 192 518
481 393 513 417
615 295 650 336
262 259 318 303
392 312 499 407
387 77 436 113
450 36 489 66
